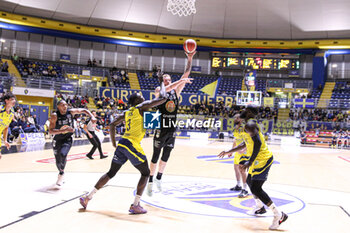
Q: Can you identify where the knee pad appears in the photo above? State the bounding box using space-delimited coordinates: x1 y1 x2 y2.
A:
250 182 262 195
107 169 117 179
107 163 121 178
161 146 173 162
151 147 162 163
141 167 150 177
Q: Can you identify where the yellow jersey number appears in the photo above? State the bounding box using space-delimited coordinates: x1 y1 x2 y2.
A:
126 119 131 131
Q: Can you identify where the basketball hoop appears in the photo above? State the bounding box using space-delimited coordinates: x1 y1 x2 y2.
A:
167 0 196 17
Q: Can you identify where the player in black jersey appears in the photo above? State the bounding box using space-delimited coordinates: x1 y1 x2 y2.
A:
147 52 195 196
49 100 95 187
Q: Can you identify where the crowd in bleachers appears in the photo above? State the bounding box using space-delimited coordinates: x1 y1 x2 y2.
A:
87 58 98 67
179 101 278 121
289 108 349 123
93 95 127 110
14 58 64 81
54 93 90 109
0 60 9 72
7 106 42 143
110 67 129 87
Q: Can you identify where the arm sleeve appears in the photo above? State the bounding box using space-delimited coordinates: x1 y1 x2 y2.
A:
248 134 262 166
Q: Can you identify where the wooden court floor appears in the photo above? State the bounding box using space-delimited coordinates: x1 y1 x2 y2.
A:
0 137 349 233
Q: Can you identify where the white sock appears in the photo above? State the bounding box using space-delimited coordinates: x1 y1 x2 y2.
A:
237 180 242 186
88 188 98 199
254 197 264 209
243 183 248 190
269 203 282 216
133 195 141 206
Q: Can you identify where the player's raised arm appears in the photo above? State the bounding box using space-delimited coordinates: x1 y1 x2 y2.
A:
176 52 195 96
109 112 126 148
154 76 192 98
70 108 96 122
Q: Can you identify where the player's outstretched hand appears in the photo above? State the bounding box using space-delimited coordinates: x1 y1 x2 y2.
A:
183 78 193 84
218 151 228 158
185 51 196 58
4 141 10 150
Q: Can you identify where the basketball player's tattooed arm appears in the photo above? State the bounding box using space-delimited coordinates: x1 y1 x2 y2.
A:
48 113 73 134
154 78 192 98
241 122 262 170
109 112 126 148
176 52 195 96
70 109 96 122
139 81 168 114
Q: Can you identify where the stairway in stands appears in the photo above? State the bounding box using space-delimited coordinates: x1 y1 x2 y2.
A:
129 72 141 90
87 97 97 110
277 108 290 121
1 59 26 87
317 82 335 108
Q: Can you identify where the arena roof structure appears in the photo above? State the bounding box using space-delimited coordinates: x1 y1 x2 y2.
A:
0 0 349 40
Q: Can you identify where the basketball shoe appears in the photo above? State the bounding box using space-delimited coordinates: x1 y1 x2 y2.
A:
269 212 288 230
247 206 267 216
230 185 242 191
56 174 65 186
129 204 147 214
79 195 91 209
238 189 249 198
155 178 162 192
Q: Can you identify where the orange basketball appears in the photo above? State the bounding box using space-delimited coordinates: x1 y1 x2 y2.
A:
183 39 197 53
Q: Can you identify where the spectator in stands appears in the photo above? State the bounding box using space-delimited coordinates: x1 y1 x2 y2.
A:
300 130 307 144
1 61 8 72
32 114 41 131
73 115 83 138
18 116 33 133
8 119 20 142
81 97 88 108
87 59 92 67
11 53 18 62
66 96 72 105
93 59 97 67
14 107 21 121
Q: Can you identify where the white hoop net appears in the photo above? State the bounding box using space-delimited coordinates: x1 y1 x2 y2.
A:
167 0 196 17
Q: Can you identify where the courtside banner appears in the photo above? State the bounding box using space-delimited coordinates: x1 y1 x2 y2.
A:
99 87 236 106
13 87 55 98
19 132 46 145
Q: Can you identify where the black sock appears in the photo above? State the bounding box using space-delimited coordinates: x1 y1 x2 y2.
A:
149 176 153 182
156 172 163 180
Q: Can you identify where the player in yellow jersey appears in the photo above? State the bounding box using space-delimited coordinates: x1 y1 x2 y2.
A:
80 76 192 214
0 92 16 160
229 114 250 198
218 107 288 230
